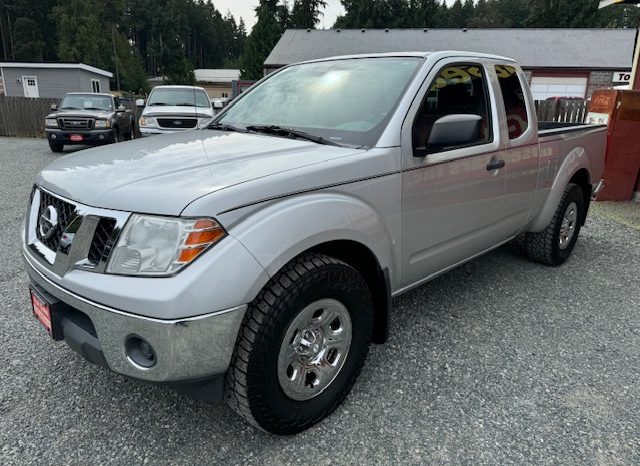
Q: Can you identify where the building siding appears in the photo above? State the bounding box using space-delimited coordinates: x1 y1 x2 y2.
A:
587 70 614 99
0 67 110 98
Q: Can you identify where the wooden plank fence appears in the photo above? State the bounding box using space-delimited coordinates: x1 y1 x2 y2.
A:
535 99 589 124
0 96 58 138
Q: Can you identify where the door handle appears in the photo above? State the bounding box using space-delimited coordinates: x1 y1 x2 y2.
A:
486 158 506 171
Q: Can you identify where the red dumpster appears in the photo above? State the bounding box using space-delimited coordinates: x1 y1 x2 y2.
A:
587 89 640 201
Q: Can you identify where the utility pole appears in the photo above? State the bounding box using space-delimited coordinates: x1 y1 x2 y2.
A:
599 0 640 90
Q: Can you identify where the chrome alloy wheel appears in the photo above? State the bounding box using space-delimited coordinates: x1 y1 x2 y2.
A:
559 201 578 250
277 299 352 401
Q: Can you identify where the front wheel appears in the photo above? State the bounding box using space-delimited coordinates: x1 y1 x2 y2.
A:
524 183 584 266
111 129 120 144
226 253 373 435
48 141 63 152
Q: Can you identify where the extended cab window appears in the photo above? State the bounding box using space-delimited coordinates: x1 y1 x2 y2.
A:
495 65 529 140
413 64 492 153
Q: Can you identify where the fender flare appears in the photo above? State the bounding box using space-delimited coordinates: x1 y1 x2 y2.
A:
228 192 397 283
528 146 591 233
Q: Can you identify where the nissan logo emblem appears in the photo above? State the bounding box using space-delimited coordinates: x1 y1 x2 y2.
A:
39 205 59 240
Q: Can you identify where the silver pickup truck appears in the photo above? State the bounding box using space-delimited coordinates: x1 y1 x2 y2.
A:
23 52 606 434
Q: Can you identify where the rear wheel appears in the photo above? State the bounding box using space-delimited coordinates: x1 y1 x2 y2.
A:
48 141 63 152
226 253 373 435
524 183 584 266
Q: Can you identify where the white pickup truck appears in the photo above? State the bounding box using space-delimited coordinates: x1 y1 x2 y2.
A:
23 52 606 434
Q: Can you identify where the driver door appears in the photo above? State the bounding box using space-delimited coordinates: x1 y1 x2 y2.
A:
400 60 507 288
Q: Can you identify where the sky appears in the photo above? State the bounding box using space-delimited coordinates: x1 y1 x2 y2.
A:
213 1 459 31
213 0 344 30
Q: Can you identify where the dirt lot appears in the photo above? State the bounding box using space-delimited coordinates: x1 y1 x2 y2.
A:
1 137 639 465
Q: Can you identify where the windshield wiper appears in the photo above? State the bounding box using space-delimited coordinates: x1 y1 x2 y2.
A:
245 125 343 147
83 107 107 111
149 102 168 106
207 122 247 133
60 106 79 110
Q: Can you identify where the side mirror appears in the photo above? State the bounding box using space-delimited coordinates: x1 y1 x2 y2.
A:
422 114 482 153
116 105 126 113
135 99 145 107
50 104 58 111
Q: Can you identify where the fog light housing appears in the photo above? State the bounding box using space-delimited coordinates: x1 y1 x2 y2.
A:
51 134 57 139
125 335 157 368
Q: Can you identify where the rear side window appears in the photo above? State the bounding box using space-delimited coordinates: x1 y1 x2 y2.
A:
412 64 492 153
495 65 529 139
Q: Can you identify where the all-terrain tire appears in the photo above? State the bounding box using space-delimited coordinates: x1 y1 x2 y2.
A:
525 183 584 266
225 253 373 435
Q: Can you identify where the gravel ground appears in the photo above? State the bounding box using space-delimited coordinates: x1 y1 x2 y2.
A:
1 137 639 465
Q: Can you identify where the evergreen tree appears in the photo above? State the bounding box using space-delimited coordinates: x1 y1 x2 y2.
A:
290 0 328 28
242 0 285 79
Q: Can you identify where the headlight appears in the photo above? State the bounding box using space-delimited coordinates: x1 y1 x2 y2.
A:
106 215 225 276
94 119 111 128
45 118 58 128
139 116 156 127
198 117 212 128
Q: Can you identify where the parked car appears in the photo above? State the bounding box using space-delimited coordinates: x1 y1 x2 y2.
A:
44 93 135 152
23 52 606 435
137 85 214 136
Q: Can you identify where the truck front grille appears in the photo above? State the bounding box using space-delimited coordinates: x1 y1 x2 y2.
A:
30 187 125 272
157 118 197 129
58 118 94 130
36 190 76 251
87 218 117 266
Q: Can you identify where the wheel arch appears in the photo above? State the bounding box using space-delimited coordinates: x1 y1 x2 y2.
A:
528 149 592 232
568 168 591 225
306 240 391 344
224 193 397 344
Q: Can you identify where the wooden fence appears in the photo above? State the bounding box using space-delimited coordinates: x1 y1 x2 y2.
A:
0 96 58 137
535 99 589 124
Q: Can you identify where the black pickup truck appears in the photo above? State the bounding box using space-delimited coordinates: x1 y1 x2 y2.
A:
45 93 135 152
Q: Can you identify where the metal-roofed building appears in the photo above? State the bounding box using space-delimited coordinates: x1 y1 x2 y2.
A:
264 28 637 99
0 62 112 98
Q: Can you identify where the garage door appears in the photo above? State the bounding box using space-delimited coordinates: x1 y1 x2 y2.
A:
530 76 588 101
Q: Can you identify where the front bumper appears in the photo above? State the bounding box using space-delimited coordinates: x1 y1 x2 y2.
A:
139 126 197 137
46 129 115 145
24 251 247 384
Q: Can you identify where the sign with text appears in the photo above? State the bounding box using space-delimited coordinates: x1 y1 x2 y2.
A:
612 71 632 84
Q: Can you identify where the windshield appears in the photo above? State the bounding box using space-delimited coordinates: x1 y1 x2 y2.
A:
148 88 210 107
60 94 113 111
218 57 422 147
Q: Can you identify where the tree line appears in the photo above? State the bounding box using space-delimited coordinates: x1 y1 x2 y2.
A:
0 0 637 91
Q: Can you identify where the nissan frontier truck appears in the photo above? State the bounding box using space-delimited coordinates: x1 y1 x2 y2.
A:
23 52 606 434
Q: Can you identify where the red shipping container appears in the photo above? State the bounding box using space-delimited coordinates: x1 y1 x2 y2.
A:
587 89 640 201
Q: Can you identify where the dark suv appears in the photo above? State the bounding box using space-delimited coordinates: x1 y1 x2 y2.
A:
45 93 135 152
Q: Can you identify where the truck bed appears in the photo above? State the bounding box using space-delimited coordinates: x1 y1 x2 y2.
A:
538 121 607 137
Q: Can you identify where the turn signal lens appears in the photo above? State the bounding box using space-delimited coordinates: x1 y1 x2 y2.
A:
177 247 207 263
185 229 225 245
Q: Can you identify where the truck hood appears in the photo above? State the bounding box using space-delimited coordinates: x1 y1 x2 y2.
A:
47 109 113 119
141 105 213 118
37 130 365 215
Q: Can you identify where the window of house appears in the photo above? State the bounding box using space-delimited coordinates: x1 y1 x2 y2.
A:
91 79 101 93
495 65 529 140
412 64 492 153
221 92 229 98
